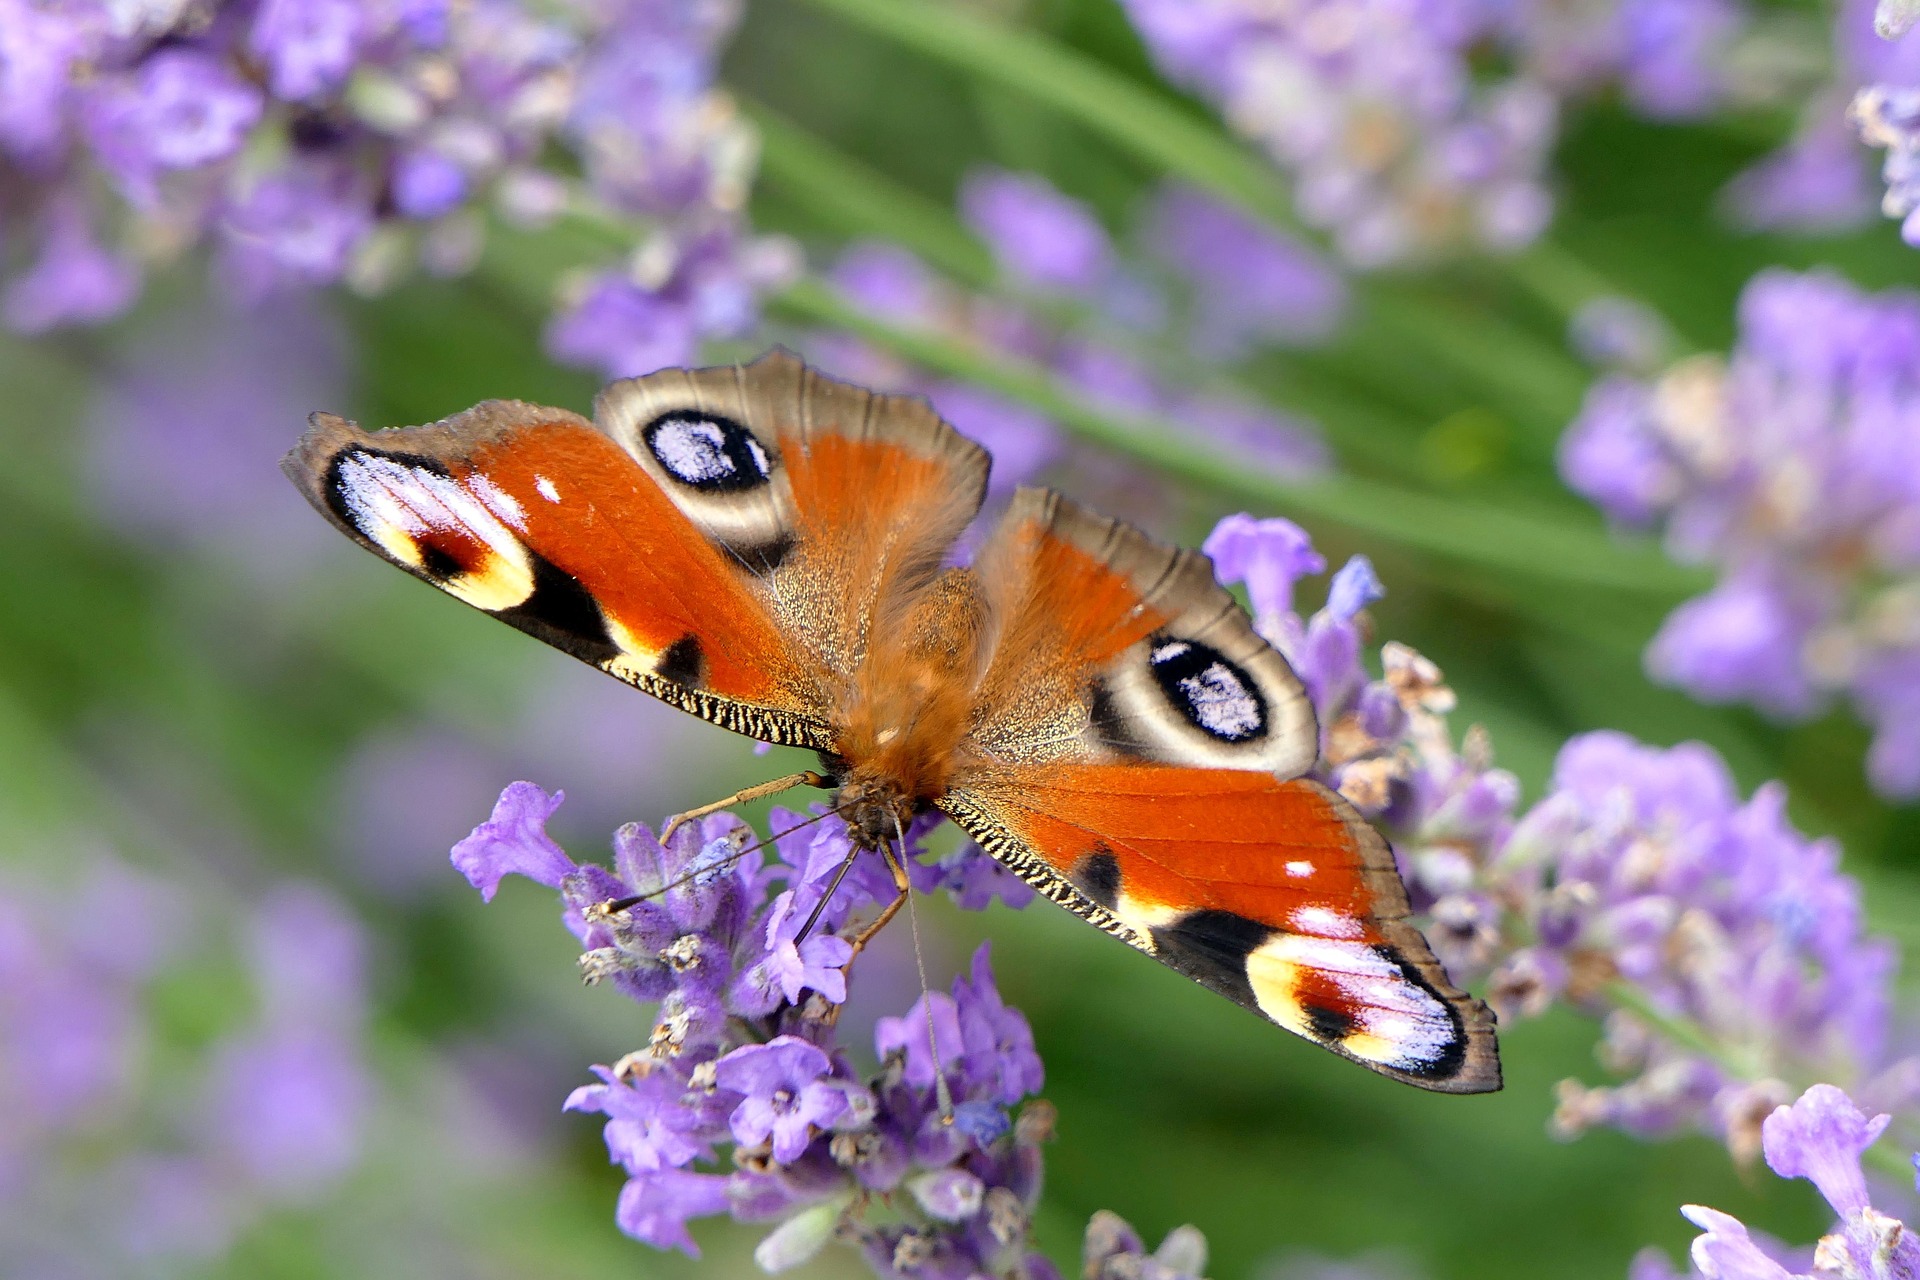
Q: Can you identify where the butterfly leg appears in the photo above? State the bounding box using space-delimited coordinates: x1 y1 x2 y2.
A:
840 842 912 969
659 770 828 844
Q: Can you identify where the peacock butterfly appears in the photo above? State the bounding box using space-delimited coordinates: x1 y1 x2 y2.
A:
283 349 1500 1093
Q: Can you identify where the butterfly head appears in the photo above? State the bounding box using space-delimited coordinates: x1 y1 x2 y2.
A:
835 771 917 851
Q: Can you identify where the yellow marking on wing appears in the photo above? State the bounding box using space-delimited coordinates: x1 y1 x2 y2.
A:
440 547 535 612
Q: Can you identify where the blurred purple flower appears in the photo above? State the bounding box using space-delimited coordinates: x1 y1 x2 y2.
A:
1145 184 1346 355
1728 105 1879 234
0 859 181 1194
85 288 351 580
831 240 947 327
0 0 788 347
1209 512 1911 1159
251 0 369 102
1180 392 1331 479
218 159 379 296
203 885 373 1200
0 860 378 1271
961 168 1113 295
334 724 508 899
1561 269 1920 797
816 233 1326 497
1645 572 1822 716
84 49 263 202
1121 0 1559 263
1570 297 1674 373
2 199 140 334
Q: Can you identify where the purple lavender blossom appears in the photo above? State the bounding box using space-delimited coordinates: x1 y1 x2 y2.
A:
1853 84 1920 245
1560 268 1920 797
456 777 1072 1272
961 168 1114 295
1207 511 1910 1158
1083 1211 1210 1280
1641 1084 1920 1278
0 0 789 353
1120 0 1559 263
1144 185 1345 356
713 1036 857 1161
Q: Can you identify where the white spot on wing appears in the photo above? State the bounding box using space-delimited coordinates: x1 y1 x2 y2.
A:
471 475 525 530
1114 891 1183 934
1290 907 1363 938
535 475 561 503
1284 860 1314 878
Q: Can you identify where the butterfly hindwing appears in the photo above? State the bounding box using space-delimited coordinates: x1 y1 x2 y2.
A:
967 487 1317 777
950 489 1499 1093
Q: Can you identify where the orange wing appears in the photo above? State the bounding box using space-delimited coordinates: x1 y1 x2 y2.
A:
946 489 1500 1093
942 767 1499 1091
282 351 988 748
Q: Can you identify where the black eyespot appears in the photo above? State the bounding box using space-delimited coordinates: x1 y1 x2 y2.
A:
1147 637 1267 742
1073 847 1121 911
643 410 772 492
1304 1001 1357 1043
655 634 705 688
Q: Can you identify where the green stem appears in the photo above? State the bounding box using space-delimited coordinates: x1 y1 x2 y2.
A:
747 100 996 289
786 0 1296 228
770 275 1702 595
1602 981 1761 1081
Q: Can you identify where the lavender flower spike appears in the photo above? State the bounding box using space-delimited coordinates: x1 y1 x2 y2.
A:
1560 269 1920 797
463 782 1064 1272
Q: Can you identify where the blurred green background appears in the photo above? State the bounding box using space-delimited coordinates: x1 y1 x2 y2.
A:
5 0 1918 1276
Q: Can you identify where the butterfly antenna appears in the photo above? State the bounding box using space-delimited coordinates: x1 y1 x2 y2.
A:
598 804 845 915
795 843 862 943
895 809 955 1122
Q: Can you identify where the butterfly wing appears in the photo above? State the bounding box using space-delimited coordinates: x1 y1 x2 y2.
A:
283 350 988 749
943 489 1499 1093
